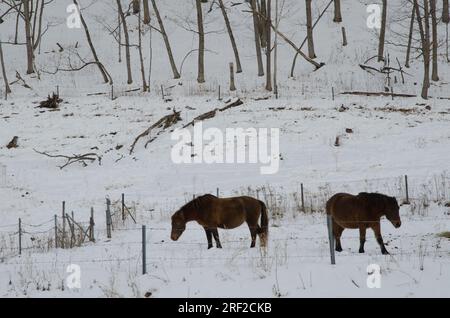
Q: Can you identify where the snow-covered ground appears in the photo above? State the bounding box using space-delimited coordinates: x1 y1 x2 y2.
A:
0 0 449 297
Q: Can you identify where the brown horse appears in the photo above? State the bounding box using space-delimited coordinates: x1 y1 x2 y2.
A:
326 192 401 255
170 194 268 249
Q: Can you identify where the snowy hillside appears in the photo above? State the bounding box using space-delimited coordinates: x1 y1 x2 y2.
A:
0 0 449 298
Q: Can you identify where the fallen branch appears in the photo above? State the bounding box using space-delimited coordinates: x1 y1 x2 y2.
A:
340 91 417 98
34 149 102 169
129 110 182 154
183 98 244 128
37 93 62 109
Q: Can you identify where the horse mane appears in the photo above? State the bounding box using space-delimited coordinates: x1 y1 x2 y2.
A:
357 192 392 210
179 194 217 214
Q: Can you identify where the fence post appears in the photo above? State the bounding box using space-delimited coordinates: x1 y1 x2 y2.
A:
161 85 165 100
326 214 336 265
54 214 58 249
106 198 112 239
142 225 147 275
332 87 335 101
404 175 410 204
229 62 236 91
62 201 66 249
218 85 221 101
18 218 22 255
89 207 95 242
300 183 305 212
122 193 125 221
216 187 219 198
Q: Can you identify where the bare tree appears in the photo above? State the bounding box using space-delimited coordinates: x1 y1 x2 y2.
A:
405 3 415 68
251 0 265 76
430 0 439 81
414 0 431 99
117 0 133 84
218 0 242 73
306 0 316 59
132 0 140 14
265 0 272 91
378 0 387 62
151 0 180 79
333 0 342 22
143 0 150 25
0 41 12 97
23 0 34 74
196 0 205 83
137 1 148 91
73 0 109 83
444 0 449 61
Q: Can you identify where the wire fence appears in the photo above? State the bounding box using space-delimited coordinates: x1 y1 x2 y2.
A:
1 172 449 270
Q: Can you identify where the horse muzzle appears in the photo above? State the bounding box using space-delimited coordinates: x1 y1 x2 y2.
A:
393 221 401 228
171 232 180 241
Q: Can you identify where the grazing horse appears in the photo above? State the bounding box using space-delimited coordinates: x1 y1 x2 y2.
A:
326 192 401 255
170 194 268 249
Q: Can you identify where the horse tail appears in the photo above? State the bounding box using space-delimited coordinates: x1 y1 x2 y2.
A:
258 201 269 247
326 196 333 215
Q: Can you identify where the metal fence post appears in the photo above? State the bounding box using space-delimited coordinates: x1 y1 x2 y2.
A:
62 201 66 249
142 225 147 275
54 214 58 248
18 218 22 255
405 175 410 204
122 193 125 221
106 198 112 239
300 183 305 212
327 214 336 265
89 207 95 242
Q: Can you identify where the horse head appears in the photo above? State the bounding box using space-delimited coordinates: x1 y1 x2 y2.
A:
171 211 186 241
384 196 401 228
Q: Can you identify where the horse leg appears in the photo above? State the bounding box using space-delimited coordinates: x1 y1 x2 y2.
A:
249 225 257 248
359 226 367 253
371 223 389 255
204 227 213 249
211 228 222 248
333 221 344 252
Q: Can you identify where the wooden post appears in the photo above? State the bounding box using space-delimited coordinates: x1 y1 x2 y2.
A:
391 86 394 101
110 84 114 100
327 214 336 265
161 85 165 100
89 207 95 242
142 225 147 275
122 193 125 221
54 214 58 249
18 218 22 255
300 183 305 212
218 85 221 101
62 201 66 249
106 198 112 239
229 62 236 91
341 27 348 46
216 187 219 198
332 87 335 101
405 175 410 204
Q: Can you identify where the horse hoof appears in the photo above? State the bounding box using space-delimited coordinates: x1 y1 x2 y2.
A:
382 250 390 255
336 247 343 252
208 245 213 250
217 245 223 249
359 249 365 253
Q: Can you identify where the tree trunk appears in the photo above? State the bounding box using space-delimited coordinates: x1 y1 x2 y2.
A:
218 0 242 73
143 0 150 25
259 0 267 48
444 0 449 62
378 0 387 62
196 0 205 83
405 3 415 68
0 42 11 96
22 0 35 74
273 0 278 95
414 0 430 99
132 0 140 14
251 0 265 76
306 0 316 59
265 0 272 91
14 4 22 45
151 0 180 79
138 6 148 91
32 0 45 51
73 0 109 83
430 0 439 81
333 0 342 22
117 0 133 84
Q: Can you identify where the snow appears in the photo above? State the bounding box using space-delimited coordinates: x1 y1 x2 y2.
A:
0 0 449 297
